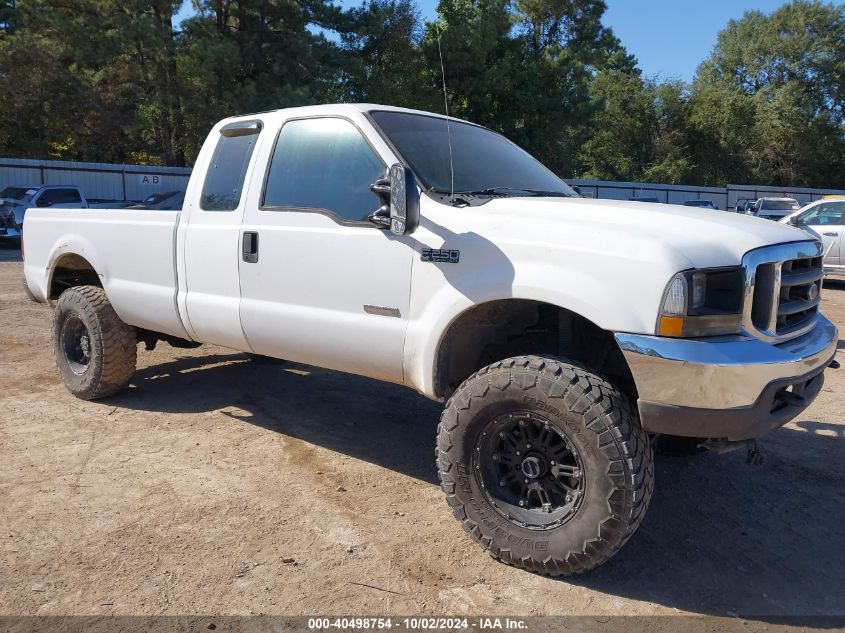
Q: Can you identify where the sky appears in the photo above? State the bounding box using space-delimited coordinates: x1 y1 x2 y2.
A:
175 0 845 82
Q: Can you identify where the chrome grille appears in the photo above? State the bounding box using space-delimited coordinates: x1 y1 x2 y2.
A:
742 242 824 344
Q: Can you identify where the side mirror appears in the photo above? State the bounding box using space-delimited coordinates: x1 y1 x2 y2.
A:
35 197 51 207
368 164 419 236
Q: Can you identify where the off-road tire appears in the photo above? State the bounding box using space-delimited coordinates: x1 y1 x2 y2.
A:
52 285 136 400
437 355 654 576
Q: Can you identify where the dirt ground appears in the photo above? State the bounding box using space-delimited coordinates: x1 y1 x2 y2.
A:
1 247 843 621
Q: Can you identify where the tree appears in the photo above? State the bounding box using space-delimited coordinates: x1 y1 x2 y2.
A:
337 0 431 107
578 70 656 181
421 0 632 176
177 0 346 162
691 0 845 187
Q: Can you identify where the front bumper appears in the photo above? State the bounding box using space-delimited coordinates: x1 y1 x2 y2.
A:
0 227 21 239
615 315 838 441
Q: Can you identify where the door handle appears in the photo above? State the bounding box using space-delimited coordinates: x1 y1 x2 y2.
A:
822 232 839 237
242 231 259 263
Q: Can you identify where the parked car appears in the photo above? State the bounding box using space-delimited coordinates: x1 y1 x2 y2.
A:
781 198 844 278
683 199 717 209
126 190 186 210
0 185 87 241
753 197 801 220
629 195 660 203
21 104 839 577
735 198 754 213
742 199 758 214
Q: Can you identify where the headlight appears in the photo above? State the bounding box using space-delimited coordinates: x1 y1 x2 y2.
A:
656 268 744 337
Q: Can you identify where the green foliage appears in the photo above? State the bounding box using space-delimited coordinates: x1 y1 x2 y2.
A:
0 0 842 190
691 0 845 187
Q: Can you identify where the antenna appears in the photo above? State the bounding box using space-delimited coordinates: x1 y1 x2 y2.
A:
435 24 455 204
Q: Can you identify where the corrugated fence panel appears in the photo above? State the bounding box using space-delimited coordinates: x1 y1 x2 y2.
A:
122 171 192 200
0 157 191 202
43 169 124 199
569 179 844 210
2 158 843 209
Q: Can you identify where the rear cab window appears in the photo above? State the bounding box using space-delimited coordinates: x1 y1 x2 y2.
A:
200 120 263 211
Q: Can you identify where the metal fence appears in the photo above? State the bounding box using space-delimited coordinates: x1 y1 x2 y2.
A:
2 157 844 209
0 157 191 202
567 179 845 210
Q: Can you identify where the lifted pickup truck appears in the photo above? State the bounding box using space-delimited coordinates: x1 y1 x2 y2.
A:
22 104 839 576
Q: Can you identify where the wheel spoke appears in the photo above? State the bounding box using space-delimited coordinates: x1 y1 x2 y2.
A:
553 463 581 478
477 411 585 529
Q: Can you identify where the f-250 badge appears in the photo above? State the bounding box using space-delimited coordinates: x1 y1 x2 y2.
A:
421 248 460 263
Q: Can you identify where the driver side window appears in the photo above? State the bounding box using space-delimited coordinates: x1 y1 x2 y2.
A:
262 117 386 224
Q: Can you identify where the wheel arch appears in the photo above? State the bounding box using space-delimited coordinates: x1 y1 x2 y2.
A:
429 297 637 401
48 251 103 301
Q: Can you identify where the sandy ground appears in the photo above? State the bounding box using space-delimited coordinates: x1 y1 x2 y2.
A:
0 247 843 620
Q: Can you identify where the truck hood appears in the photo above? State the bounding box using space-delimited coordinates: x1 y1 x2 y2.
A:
0 201 28 224
475 196 814 269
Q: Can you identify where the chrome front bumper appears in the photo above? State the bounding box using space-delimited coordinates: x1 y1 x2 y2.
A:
615 315 839 440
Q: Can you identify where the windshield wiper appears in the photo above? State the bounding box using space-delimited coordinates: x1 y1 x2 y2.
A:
453 187 573 198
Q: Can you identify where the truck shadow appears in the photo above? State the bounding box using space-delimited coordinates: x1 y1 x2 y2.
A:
119 352 444 484
111 352 845 618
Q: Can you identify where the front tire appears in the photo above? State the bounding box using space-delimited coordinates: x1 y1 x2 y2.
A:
52 286 137 400
437 356 654 576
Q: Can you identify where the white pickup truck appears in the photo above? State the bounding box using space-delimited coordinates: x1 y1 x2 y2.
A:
22 104 839 576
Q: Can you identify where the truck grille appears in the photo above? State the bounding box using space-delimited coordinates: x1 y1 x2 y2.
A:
742 242 825 344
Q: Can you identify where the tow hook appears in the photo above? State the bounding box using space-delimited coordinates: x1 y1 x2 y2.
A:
700 438 764 465
830 359 840 369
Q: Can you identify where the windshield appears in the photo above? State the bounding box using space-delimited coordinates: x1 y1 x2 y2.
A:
369 111 576 198
760 200 798 210
0 187 33 201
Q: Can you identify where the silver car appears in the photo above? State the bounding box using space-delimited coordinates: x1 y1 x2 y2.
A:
781 198 844 278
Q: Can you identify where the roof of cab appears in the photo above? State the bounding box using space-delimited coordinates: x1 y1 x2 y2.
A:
222 103 463 125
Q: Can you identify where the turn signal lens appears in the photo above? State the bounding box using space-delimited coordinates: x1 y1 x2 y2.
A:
657 316 685 337
661 276 687 316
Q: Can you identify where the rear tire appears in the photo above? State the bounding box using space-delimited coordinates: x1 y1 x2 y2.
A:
52 286 136 400
437 355 654 576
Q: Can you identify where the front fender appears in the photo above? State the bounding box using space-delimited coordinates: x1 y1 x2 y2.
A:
403 260 663 398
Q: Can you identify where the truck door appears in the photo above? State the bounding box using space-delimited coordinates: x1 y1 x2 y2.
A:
180 120 264 349
797 201 844 267
237 116 414 383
